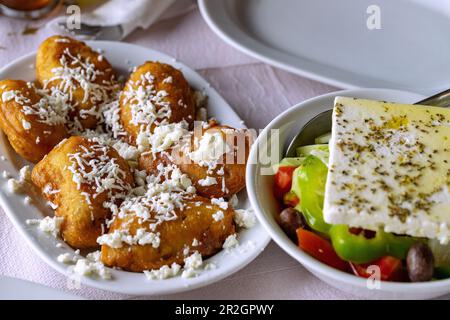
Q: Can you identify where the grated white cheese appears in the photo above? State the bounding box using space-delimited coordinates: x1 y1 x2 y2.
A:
123 71 173 135
147 121 190 153
144 262 181 280
189 132 230 169
212 211 224 222
181 251 203 278
57 253 76 264
46 47 118 108
1 90 15 102
211 197 228 210
223 234 239 249
21 119 31 130
162 76 173 84
7 178 23 193
234 209 256 229
19 165 31 182
72 257 111 280
97 228 160 249
67 141 131 208
26 216 64 238
198 176 217 187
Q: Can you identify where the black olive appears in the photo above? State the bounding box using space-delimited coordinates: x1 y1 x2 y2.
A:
406 242 435 282
278 208 305 241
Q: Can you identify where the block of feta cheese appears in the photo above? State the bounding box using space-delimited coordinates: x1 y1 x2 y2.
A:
323 96 450 244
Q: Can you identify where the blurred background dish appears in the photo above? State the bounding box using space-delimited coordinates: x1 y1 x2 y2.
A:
199 0 450 95
0 0 61 19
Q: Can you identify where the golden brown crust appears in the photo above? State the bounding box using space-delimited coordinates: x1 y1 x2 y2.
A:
0 79 68 163
138 125 250 199
36 35 118 129
31 136 134 249
119 61 195 144
101 196 235 272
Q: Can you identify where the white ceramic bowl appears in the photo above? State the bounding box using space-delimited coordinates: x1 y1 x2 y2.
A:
247 88 450 299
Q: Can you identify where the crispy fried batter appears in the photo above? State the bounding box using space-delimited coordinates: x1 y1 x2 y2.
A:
31 136 134 249
101 196 235 272
139 125 250 198
0 79 68 163
36 35 118 129
119 61 195 144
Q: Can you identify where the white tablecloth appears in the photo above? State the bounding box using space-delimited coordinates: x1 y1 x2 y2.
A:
0 6 447 300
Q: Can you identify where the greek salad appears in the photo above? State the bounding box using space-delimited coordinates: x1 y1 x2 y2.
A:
274 131 450 282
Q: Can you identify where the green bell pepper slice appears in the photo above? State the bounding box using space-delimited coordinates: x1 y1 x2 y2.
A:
291 155 331 234
330 225 417 264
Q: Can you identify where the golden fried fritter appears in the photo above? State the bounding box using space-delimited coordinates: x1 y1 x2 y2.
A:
36 35 118 129
139 125 250 199
101 196 235 272
0 79 68 163
119 61 195 144
32 136 134 249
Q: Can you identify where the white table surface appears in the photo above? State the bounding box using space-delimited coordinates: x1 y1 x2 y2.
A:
0 5 447 300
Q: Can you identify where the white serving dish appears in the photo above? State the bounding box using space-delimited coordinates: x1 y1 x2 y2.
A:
0 41 270 296
199 0 450 95
246 88 450 299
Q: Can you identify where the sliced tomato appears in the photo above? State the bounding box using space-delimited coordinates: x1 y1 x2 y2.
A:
274 166 297 199
297 228 349 272
350 256 404 281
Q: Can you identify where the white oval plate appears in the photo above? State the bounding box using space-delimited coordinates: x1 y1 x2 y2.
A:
247 88 450 299
199 0 450 95
0 41 271 296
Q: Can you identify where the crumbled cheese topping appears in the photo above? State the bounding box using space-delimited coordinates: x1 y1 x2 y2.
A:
181 251 203 278
72 257 111 280
97 228 160 249
43 184 60 195
46 47 117 106
57 252 76 264
1 90 15 102
144 263 181 280
211 197 228 210
67 141 131 207
19 165 31 182
162 76 173 84
223 234 239 249
7 178 23 193
234 209 256 229
146 121 190 153
122 71 173 132
122 165 193 215
26 216 64 238
21 119 31 130
189 132 230 169
212 211 224 222
198 176 217 187
3 85 69 128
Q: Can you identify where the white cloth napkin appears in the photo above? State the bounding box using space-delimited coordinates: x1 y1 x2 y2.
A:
47 0 196 39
